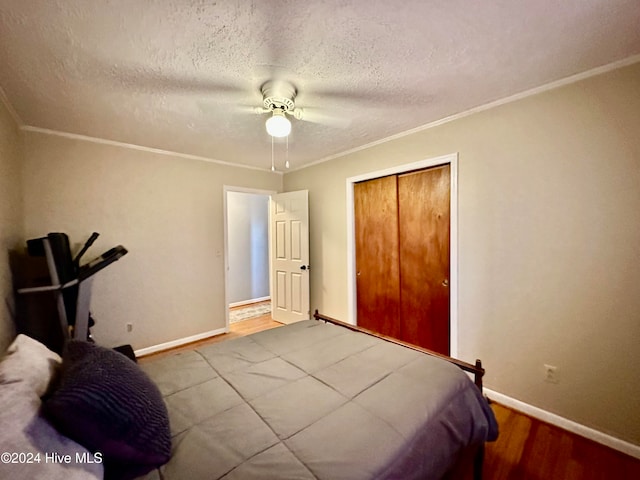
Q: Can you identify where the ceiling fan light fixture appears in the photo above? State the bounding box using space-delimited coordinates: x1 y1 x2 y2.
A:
265 109 291 137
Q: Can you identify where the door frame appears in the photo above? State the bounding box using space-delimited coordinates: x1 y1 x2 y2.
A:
345 153 459 357
223 185 277 332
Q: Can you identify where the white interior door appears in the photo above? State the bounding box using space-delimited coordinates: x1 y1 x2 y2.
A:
270 190 310 324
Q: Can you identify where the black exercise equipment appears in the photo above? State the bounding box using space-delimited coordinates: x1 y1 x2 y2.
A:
16 232 128 354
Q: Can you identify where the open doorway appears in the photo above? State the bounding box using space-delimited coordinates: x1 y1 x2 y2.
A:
223 186 275 330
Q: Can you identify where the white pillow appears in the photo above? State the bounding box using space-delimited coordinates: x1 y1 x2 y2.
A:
0 334 61 396
0 335 103 480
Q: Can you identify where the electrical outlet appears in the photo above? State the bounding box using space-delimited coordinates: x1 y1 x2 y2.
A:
544 364 559 383
126 323 133 333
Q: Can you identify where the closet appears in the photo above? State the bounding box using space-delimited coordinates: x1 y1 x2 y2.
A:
354 164 450 355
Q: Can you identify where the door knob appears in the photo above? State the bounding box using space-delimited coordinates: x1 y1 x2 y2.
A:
300 265 310 270
442 279 449 287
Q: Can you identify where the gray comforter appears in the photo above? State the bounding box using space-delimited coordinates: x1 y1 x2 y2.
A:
139 320 498 480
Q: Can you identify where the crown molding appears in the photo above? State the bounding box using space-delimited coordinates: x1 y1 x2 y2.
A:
20 126 281 174
289 54 640 173
0 85 23 127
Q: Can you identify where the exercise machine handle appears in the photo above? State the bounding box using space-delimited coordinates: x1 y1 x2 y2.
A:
78 245 128 281
73 232 100 267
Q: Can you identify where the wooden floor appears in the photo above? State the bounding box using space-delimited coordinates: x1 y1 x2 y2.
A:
485 402 640 479
139 316 640 479
138 309 281 362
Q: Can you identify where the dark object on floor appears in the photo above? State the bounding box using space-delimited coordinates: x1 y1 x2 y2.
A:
114 344 137 363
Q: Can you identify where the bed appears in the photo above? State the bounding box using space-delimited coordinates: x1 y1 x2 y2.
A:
137 311 498 479
0 312 497 480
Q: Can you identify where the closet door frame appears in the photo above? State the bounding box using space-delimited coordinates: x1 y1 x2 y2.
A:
345 152 459 357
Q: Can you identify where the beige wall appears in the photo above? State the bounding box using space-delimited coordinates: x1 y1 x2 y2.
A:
22 132 282 350
0 101 23 352
284 62 640 445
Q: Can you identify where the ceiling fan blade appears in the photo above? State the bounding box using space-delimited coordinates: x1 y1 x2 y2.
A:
237 105 271 115
198 102 270 117
257 0 291 76
111 66 246 95
293 108 351 128
83 55 248 98
312 85 434 108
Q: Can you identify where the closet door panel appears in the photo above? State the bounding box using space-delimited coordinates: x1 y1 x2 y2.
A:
354 175 401 338
398 165 450 354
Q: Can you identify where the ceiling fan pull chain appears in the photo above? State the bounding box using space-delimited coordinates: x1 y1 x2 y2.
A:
285 136 290 169
271 135 275 171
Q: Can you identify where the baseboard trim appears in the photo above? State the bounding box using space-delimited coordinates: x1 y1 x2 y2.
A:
484 389 640 460
134 327 226 357
229 296 270 308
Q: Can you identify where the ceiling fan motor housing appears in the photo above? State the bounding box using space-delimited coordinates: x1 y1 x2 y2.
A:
261 80 296 112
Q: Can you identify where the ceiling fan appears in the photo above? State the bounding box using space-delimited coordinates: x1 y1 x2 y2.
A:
251 79 350 137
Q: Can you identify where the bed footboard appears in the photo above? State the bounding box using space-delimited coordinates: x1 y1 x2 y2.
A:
313 310 487 480
312 310 485 392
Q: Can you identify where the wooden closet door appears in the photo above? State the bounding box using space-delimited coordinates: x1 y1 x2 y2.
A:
398 165 450 354
354 175 401 338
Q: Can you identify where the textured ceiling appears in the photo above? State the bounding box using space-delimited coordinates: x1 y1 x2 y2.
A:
1 1 639 171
